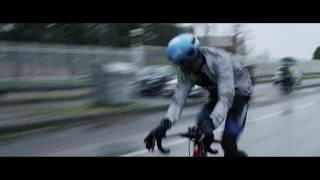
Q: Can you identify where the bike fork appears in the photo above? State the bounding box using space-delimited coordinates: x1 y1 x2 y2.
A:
193 143 206 157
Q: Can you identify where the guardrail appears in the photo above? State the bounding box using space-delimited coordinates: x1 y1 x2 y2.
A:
254 72 320 84
0 72 320 94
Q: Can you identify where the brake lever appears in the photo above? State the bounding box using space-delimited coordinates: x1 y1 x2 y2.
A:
206 146 219 154
203 135 219 155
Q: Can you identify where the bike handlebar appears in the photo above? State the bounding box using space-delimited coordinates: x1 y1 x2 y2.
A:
156 126 220 155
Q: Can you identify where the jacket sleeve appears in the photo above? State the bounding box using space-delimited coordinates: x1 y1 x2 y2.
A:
209 55 235 128
165 68 195 125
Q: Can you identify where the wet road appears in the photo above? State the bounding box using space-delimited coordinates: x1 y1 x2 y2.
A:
0 85 320 156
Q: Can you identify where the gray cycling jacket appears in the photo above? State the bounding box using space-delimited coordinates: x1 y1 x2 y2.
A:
165 47 253 128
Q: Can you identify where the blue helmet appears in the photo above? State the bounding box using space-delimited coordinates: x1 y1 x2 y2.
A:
166 34 200 65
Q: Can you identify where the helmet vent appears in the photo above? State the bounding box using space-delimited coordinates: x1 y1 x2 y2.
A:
191 37 196 45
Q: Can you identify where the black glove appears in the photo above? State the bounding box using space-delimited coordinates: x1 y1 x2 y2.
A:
144 118 171 153
197 118 217 154
197 117 215 136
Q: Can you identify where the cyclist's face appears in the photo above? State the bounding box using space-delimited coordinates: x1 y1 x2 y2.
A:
180 56 203 72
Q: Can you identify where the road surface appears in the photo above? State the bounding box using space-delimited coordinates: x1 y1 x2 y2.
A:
0 85 320 156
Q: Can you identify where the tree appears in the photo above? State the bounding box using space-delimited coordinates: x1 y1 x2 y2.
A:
45 24 91 44
202 23 217 46
141 23 185 46
0 23 93 44
85 23 184 47
231 24 254 56
0 23 141 47
0 23 186 47
97 23 142 47
312 46 320 60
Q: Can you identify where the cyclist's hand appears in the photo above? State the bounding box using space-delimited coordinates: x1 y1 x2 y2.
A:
144 118 171 153
197 117 215 135
144 130 156 151
197 118 217 154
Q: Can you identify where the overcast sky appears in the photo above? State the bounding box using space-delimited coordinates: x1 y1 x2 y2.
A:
189 23 320 60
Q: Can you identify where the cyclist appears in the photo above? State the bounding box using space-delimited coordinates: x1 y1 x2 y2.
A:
144 33 252 157
274 57 303 87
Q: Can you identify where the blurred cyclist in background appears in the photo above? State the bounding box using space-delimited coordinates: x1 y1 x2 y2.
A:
273 57 303 94
144 33 253 156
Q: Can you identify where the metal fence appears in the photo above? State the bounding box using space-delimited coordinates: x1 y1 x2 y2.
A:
0 41 319 79
0 41 133 77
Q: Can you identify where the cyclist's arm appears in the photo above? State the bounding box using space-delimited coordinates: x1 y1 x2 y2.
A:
209 56 235 128
165 68 195 125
